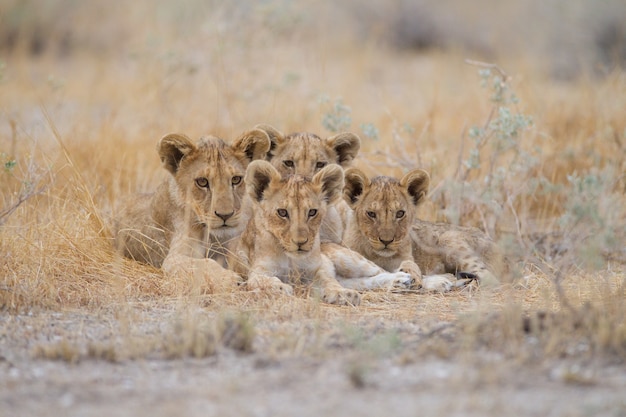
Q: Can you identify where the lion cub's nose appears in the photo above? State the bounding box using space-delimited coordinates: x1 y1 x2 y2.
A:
379 238 394 247
215 211 234 222
293 237 309 249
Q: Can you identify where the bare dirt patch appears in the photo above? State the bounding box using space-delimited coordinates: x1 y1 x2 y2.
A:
2 280 626 416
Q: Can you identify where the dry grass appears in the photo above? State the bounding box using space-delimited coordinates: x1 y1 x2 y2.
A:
0 0 625 378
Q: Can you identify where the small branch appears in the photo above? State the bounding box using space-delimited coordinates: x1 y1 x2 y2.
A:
0 182 48 226
465 59 509 80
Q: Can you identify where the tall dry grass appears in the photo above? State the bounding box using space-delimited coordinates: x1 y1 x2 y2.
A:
0 0 624 363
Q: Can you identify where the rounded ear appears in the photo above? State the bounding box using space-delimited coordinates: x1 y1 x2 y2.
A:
245 160 282 202
343 167 370 208
232 128 271 162
313 164 344 204
401 169 430 206
326 132 360 167
158 133 196 175
253 124 284 158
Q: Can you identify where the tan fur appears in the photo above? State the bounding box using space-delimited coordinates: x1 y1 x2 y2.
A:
230 161 414 305
255 124 359 244
410 221 501 286
343 168 501 288
253 125 414 292
114 129 271 294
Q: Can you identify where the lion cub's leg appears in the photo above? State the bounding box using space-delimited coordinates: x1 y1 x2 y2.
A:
312 256 361 306
398 260 422 287
397 259 458 292
322 243 412 291
161 255 240 295
420 274 457 292
246 271 295 296
244 256 294 295
160 235 242 295
439 231 500 287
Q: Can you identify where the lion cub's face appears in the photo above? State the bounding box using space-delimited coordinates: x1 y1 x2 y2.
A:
344 168 430 257
255 124 360 177
159 130 270 238
245 160 344 257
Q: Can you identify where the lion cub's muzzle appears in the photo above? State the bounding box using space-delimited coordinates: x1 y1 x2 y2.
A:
214 210 236 227
371 236 401 257
202 210 240 234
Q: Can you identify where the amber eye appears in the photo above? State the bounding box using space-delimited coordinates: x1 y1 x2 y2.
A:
366 211 376 219
283 160 294 168
315 161 327 170
277 209 289 218
195 177 209 188
396 210 406 219
308 209 318 218
232 176 242 186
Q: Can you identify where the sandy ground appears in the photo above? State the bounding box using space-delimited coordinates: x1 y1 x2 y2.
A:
2 297 626 417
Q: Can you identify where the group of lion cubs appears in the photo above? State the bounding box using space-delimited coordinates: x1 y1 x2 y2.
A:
114 125 501 306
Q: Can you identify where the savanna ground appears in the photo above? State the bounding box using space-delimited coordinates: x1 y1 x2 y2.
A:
1 1 626 416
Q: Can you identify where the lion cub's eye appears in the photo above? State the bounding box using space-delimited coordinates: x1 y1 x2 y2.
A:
277 209 289 218
366 211 377 219
396 210 406 219
231 176 242 186
195 177 209 188
283 160 294 168
308 209 318 218
315 161 327 170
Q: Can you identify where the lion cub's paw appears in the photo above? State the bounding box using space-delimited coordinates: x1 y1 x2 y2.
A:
421 274 455 292
247 275 294 296
209 270 243 293
360 271 413 290
381 271 413 290
270 281 295 296
398 260 423 288
322 287 361 306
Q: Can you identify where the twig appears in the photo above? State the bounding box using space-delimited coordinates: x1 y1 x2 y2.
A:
0 183 48 225
465 59 509 80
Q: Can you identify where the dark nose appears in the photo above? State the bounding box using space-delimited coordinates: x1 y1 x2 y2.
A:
379 238 394 247
215 211 234 222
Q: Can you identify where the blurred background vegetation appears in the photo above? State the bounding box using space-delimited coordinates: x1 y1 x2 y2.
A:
1 0 625 77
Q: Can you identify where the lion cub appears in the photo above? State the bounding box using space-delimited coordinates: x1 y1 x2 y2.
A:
114 129 270 293
230 161 412 305
343 168 501 288
254 124 360 244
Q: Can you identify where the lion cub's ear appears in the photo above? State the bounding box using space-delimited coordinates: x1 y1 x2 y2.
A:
232 128 271 162
245 160 282 202
343 168 370 208
312 164 344 204
401 169 430 206
326 133 361 168
253 124 284 158
158 133 197 175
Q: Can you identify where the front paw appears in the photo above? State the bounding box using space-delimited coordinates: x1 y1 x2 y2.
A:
322 287 361 306
210 269 243 293
386 271 413 290
248 275 294 296
272 281 295 296
421 274 455 292
398 260 423 288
